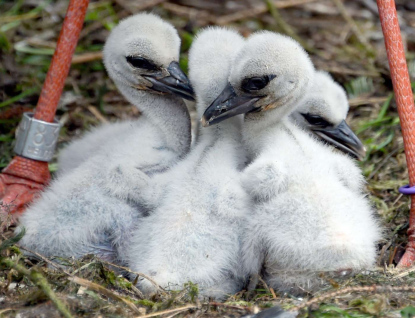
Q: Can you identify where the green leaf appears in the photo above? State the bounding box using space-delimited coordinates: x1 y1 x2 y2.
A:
401 306 415 318
85 11 99 22
0 134 13 142
349 298 384 315
376 93 394 121
0 86 39 108
180 31 194 52
136 299 155 307
184 281 199 302
0 228 25 252
179 56 188 74
356 117 391 134
48 163 58 173
345 76 374 99
315 304 353 317
0 32 11 51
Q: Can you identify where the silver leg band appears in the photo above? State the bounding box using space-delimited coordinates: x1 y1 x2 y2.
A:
14 112 62 162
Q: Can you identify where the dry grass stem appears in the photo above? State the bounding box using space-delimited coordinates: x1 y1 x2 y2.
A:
348 96 390 107
162 3 213 26
293 284 415 312
68 276 142 314
1 0 414 315
266 0 313 52
136 305 197 318
114 0 168 14
214 0 318 25
1 257 73 318
0 309 15 315
331 0 374 53
16 244 73 276
319 65 380 77
87 105 109 123
0 11 39 23
392 265 415 279
72 52 103 64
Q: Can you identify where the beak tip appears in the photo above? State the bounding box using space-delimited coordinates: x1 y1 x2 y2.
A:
201 116 209 127
357 147 367 161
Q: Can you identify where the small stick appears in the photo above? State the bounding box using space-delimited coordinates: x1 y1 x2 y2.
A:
332 0 374 54
72 52 103 64
0 309 15 315
209 302 251 311
258 275 272 296
319 65 380 77
114 0 167 14
0 12 39 24
389 245 398 265
266 0 314 53
1 258 73 318
130 284 145 300
270 287 278 299
16 244 72 276
87 105 109 123
357 0 379 16
348 96 389 107
367 146 404 180
165 311 186 318
392 265 415 279
213 0 318 25
68 276 142 314
162 3 213 26
292 284 415 312
26 38 57 49
16 246 146 304
136 305 197 318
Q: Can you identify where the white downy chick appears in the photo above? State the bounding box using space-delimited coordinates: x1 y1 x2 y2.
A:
202 31 381 294
290 70 367 194
57 122 138 175
17 13 193 263
57 14 196 174
66 69 360 170
291 70 366 161
126 27 248 300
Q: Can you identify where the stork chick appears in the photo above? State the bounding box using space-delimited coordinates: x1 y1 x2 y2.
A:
59 71 364 172
126 27 248 299
17 13 193 263
292 70 365 160
202 31 381 294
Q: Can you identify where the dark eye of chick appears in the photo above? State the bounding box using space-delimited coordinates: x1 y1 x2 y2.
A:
301 113 332 128
126 56 159 71
241 75 276 92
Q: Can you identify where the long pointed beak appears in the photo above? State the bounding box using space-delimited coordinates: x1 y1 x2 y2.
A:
312 120 366 160
201 82 261 127
144 61 195 101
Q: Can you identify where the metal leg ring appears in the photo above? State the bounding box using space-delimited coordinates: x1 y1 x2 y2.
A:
14 112 62 162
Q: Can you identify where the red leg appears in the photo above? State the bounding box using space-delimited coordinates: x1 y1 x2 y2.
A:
376 0 415 267
0 0 89 219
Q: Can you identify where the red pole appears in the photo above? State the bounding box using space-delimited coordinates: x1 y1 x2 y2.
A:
0 0 90 217
376 0 415 267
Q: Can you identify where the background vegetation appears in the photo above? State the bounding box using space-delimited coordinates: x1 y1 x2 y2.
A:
1 0 415 316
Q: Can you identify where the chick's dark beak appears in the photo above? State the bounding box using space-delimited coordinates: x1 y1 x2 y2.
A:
144 61 195 101
201 82 261 127
312 120 366 160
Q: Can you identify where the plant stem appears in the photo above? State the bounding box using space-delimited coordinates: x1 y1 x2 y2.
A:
1 257 73 318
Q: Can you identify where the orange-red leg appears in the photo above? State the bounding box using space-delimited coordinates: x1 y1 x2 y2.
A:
0 0 89 219
376 0 415 267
